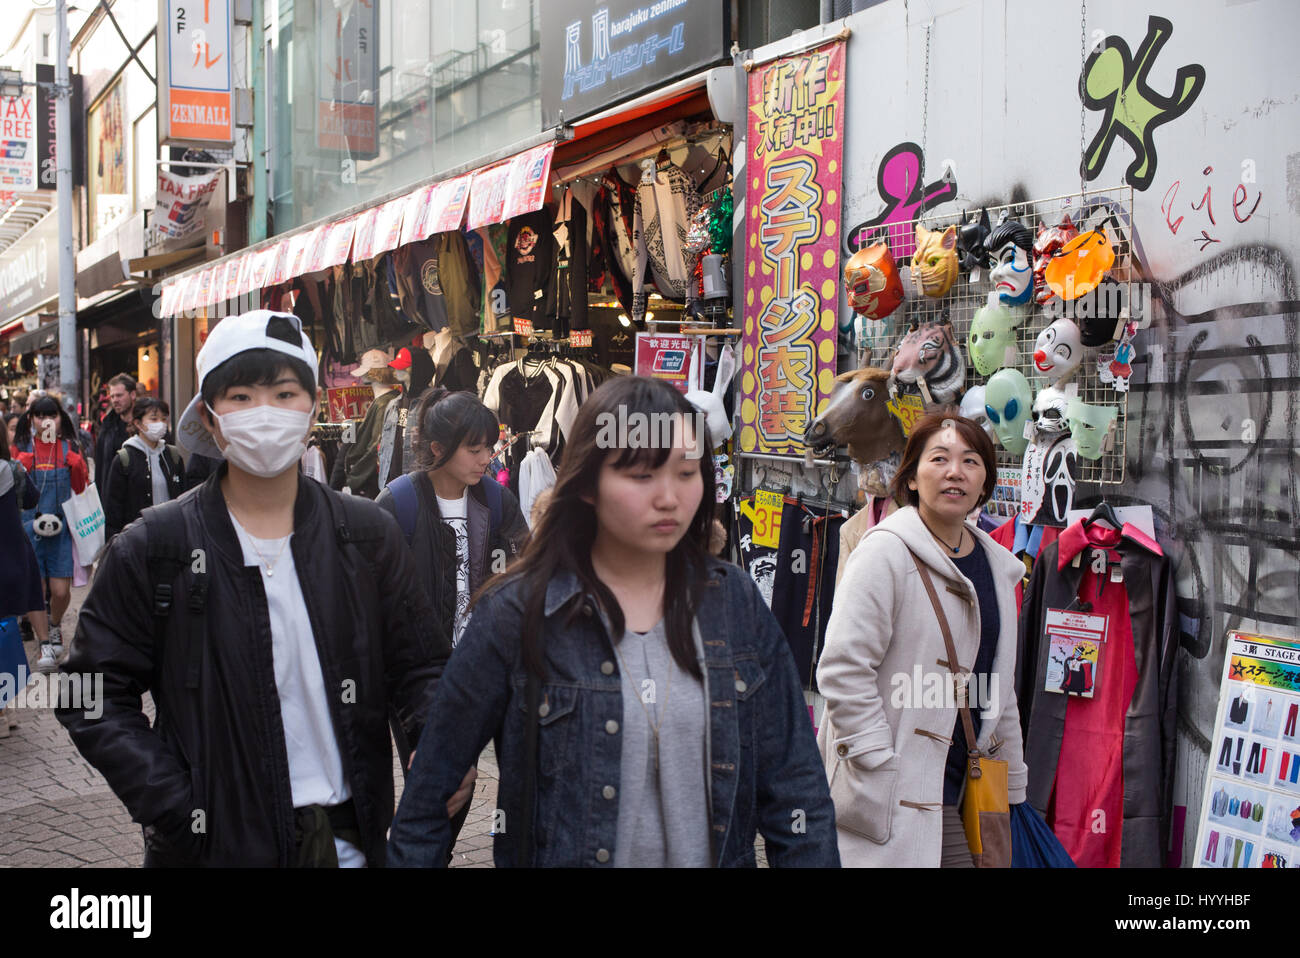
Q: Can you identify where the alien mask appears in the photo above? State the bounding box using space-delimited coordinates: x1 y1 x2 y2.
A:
984 368 1033 456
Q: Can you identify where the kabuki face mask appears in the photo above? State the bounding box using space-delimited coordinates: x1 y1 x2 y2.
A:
984 219 1036 307
1066 398 1118 460
1032 318 1083 382
984 368 1033 456
968 303 1019 377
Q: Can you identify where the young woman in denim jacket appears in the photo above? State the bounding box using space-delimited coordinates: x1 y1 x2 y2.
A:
388 375 838 867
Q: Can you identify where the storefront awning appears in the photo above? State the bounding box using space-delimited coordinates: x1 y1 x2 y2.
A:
8 321 59 355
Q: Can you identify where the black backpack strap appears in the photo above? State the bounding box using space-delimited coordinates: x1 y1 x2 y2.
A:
324 488 390 547
141 502 207 690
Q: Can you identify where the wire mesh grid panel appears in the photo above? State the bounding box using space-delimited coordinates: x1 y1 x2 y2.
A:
850 185 1134 514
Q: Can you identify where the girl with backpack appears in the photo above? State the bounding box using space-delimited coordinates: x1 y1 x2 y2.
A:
11 395 89 671
387 376 838 868
375 387 529 649
103 396 187 540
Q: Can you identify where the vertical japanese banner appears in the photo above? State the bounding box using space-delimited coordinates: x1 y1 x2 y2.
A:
738 39 845 457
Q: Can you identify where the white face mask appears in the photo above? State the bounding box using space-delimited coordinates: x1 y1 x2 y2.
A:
207 403 312 478
143 421 168 442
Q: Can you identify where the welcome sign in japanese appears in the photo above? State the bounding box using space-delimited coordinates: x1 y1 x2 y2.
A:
738 39 845 456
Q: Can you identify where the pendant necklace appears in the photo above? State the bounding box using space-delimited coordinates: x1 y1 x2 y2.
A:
919 514 964 554
612 632 673 773
227 504 291 576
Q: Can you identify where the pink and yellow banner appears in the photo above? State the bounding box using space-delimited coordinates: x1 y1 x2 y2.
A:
738 39 845 456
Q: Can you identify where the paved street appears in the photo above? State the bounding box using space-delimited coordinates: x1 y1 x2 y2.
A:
0 580 501 868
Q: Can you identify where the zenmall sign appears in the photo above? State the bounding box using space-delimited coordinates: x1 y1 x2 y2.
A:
158 0 234 146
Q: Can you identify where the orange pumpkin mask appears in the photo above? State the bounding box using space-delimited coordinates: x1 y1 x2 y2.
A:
1044 228 1115 300
844 243 904 320
911 224 959 298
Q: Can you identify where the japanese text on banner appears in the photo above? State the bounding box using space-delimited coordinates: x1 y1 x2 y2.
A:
739 39 845 456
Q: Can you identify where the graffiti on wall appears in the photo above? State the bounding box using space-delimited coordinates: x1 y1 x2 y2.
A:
843 141 958 260
1080 15 1206 191
1161 163 1264 252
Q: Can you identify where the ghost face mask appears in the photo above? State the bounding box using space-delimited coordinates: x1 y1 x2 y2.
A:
1067 398 1117 459
968 304 1019 377
984 368 1033 456
1032 318 1083 382
960 385 996 441
1032 385 1071 435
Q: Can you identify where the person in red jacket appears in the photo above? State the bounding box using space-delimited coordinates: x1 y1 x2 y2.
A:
11 395 88 671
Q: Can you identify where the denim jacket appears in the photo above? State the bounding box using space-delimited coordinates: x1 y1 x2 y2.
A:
387 557 839 867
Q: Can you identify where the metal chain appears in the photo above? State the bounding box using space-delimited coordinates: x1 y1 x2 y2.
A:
1079 0 1088 197
920 20 932 219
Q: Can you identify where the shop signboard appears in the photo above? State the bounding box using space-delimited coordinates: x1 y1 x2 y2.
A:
634 333 702 394
35 64 84 190
540 0 727 127
0 86 36 190
738 38 846 457
0 211 58 326
154 167 224 239
316 0 380 158
159 0 235 146
467 163 510 231
501 144 555 222
313 216 357 272
1194 631 1300 869
326 385 374 422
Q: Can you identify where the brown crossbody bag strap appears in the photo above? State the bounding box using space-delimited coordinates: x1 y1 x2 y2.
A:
906 548 983 780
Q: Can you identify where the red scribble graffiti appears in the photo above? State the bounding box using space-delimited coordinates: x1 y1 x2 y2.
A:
1164 164 1261 248
1233 183 1262 223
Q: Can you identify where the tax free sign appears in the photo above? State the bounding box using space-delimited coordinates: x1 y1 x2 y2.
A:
158 0 234 147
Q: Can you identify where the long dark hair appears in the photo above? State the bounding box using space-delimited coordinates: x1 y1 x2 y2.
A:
14 395 77 448
413 387 499 470
476 376 716 679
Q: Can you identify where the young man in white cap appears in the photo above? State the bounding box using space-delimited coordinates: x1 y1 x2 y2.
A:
57 311 470 867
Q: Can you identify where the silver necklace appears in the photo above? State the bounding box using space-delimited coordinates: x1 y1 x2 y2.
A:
227 504 291 576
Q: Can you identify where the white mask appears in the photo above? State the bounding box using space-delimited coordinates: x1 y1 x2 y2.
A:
207 403 311 478
143 421 168 442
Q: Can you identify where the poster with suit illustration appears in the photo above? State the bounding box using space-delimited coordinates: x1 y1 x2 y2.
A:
1195 631 1300 867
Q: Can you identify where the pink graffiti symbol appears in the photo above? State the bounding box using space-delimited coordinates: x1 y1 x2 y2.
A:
845 141 957 260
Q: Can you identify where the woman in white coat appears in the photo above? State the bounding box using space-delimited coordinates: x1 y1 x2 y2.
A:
817 411 1028 867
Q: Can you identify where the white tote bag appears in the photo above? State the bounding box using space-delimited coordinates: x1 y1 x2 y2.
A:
62 482 107 566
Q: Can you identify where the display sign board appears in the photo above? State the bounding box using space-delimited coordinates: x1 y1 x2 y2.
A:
159 0 235 146
154 167 224 239
327 385 374 422
316 0 380 158
738 38 846 456
0 211 58 325
35 64 85 190
540 0 726 127
1193 631 1300 869
0 87 36 190
634 333 703 394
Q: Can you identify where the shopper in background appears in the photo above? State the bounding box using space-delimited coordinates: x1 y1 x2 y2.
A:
816 411 1027 867
11 395 89 672
94 373 136 491
0 437 51 665
103 397 186 540
388 375 838 868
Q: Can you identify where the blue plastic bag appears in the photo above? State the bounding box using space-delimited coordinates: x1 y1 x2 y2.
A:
1011 802 1076 868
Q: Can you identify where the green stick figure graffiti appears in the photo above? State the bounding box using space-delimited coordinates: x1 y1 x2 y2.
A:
1080 15 1206 191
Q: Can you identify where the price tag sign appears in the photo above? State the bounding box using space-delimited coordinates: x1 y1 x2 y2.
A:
513 317 535 337
886 393 926 436
571 329 593 348
751 490 784 549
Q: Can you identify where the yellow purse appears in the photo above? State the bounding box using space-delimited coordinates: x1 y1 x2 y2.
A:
908 549 1012 868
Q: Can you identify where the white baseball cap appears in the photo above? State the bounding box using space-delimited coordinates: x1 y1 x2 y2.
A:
176 310 318 458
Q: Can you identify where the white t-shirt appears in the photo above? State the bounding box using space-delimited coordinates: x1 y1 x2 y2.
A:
435 493 471 646
228 511 365 868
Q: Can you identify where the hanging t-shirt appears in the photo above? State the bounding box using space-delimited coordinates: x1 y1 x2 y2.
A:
435 493 471 646
227 511 363 868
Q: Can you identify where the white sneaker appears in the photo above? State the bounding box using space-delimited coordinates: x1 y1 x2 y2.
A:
37 643 57 673
49 625 64 656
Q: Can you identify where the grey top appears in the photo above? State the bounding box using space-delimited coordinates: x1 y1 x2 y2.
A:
613 619 711 867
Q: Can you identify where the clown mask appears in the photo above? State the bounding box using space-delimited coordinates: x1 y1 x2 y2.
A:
1066 398 1118 460
1031 385 1072 435
844 243 904 320
984 368 1033 456
911 224 959 298
1032 318 1083 382
968 303 1019 377
987 221 1035 306
959 385 996 441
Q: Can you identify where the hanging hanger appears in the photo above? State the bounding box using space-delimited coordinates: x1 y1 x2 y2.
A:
1086 499 1122 530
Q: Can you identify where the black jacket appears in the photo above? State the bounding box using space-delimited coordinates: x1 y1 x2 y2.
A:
93 410 130 490
56 466 451 867
104 440 187 539
375 470 529 639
